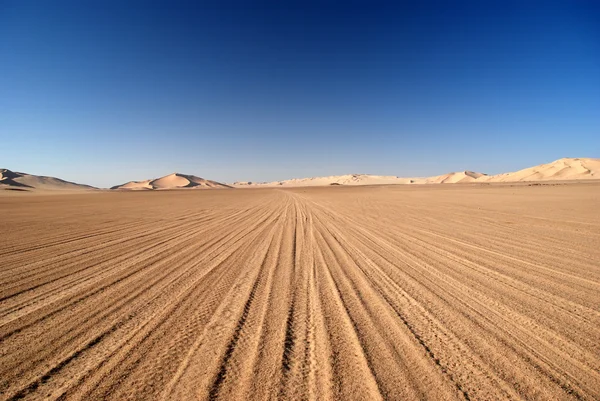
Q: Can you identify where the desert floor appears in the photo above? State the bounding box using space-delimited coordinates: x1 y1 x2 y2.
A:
1 183 599 400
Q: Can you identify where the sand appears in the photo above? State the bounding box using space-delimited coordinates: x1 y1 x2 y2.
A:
1 183 599 400
3 158 598 192
0 169 95 191
232 158 600 187
111 173 231 190
234 174 415 187
423 170 485 184
480 157 600 182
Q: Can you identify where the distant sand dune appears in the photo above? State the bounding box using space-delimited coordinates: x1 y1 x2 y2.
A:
0 168 96 191
480 157 600 182
234 174 414 188
232 158 598 188
111 173 232 190
3 158 598 191
422 170 486 184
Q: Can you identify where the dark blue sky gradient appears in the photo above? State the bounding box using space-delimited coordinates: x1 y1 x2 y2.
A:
1 1 599 187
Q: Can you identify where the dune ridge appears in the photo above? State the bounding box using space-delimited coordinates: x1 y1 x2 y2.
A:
233 158 599 187
0 169 96 191
234 174 415 187
3 158 598 191
423 170 486 184
479 157 600 182
111 173 232 190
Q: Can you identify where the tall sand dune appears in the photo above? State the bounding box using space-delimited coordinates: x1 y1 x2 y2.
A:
111 173 232 190
0 168 96 191
481 157 600 182
422 170 486 184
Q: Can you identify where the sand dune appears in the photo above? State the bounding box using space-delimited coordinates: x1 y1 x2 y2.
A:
481 157 600 182
111 173 232 190
3 158 598 192
0 169 96 191
1 184 599 400
423 170 486 184
235 174 415 187
233 158 598 188
232 171 486 187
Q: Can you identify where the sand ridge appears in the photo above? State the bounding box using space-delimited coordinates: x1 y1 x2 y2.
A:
2 158 598 191
0 169 96 191
423 170 485 184
232 158 599 187
234 174 415 187
479 157 600 182
111 173 232 190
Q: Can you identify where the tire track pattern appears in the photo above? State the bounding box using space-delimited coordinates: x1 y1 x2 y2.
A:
1 185 599 400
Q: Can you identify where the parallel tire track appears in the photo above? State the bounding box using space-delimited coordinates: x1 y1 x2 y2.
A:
1 184 599 400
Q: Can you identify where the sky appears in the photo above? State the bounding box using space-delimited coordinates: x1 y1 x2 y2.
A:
1 0 599 188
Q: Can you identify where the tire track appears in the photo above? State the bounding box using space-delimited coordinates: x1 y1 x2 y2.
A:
1 185 599 400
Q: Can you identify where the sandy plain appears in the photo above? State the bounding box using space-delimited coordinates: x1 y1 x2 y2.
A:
1 183 599 400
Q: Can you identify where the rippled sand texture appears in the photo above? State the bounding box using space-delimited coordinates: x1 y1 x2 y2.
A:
1 183 599 400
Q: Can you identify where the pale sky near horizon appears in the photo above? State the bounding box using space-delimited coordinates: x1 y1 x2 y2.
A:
1 1 599 188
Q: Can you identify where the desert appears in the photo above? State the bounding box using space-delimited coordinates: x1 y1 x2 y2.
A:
3 158 599 192
1 180 599 400
3 1 600 399
232 158 600 187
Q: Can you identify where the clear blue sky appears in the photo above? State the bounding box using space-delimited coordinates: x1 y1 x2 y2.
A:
1 1 599 188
